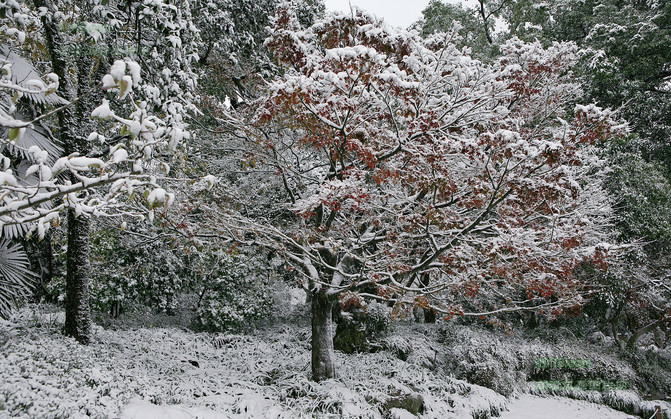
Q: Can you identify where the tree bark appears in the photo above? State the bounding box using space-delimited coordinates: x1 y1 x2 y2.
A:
478 0 494 44
311 289 336 381
36 0 102 344
64 210 92 344
423 308 437 323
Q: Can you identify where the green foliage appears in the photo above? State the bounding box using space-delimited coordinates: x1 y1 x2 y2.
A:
506 0 671 166
578 2 671 167
48 225 189 315
333 301 392 353
620 347 671 397
440 325 639 398
90 229 186 313
193 250 275 332
504 0 593 44
194 0 276 103
605 153 671 250
194 0 324 104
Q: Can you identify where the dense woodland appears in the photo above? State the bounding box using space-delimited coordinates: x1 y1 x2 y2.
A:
0 0 670 417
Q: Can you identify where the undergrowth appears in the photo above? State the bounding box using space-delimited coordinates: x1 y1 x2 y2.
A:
0 305 506 419
2 305 669 418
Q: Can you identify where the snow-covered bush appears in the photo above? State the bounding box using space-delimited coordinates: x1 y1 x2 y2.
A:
334 300 393 353
94 231 186 314
439 324 638 398
193 250 275 332
47 225 189 315
622 347 671 398
47 231 278 330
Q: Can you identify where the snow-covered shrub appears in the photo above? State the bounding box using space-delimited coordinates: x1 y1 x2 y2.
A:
51 229 280 331
47 226 189 316
334 301 392 353
94 230 186 314
382 335 414 362
622 346 671 397
193 250 275 332
439 327 525 396
439 324 639 397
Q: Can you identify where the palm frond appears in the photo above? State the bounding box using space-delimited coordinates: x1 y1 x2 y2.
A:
0 158 56 240
1 45 67 106
6 111 63 162
1 224 30 241
0 239 36 319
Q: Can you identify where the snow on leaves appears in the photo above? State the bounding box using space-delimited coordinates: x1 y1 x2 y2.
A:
0 0 201 239
0 61 173 237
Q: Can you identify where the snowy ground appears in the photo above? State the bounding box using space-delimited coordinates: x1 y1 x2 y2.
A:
0 307 507 418
121 395 648 419
499 394 637 419
1 306 669 418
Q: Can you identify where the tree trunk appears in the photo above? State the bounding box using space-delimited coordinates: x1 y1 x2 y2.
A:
478 0 494 44
423 308 437 323
109 300 123 318
64 211 92 344
311 289 336 381
35 0 85 342
37 0 103 344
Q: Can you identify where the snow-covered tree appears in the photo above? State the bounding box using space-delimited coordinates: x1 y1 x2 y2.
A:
0 0 199 340
204 8 624 381
501 0 671 163
499 0 671 346
194 0 323 108
417 0 508 47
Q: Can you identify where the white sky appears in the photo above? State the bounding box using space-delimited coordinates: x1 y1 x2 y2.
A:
323 0 479 29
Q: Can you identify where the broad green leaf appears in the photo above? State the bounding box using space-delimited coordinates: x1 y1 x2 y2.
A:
8 128 19 142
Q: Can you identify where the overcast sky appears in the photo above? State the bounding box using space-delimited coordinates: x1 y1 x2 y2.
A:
323 0 479 29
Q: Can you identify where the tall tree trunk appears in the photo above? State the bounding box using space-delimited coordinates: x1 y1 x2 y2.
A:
37 0 100 344
64 211 92 343
311 289 336 381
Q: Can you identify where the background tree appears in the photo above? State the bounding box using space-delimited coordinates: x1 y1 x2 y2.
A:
413 0 496 60
504 0 671 154
195 0 324 109
503 0 671 346
417 0 671 349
